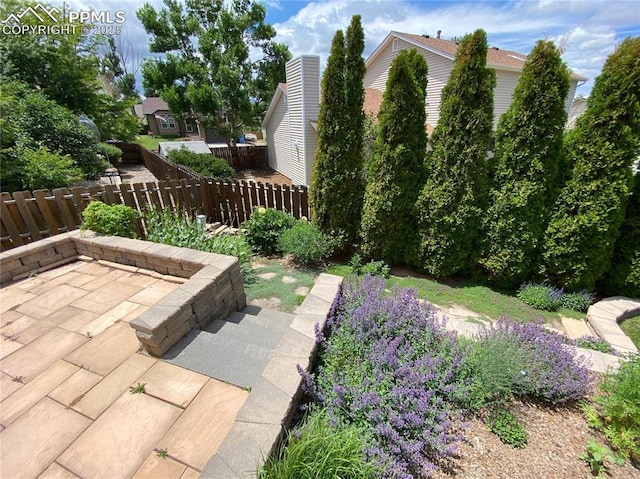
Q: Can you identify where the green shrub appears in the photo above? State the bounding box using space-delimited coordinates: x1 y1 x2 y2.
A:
584 354 640 459
278 220 334 265
97 143 123 166
167 147 235 181
81 201 137 238
560 290 594 312
487 409 528 448
600 172 640 298
310 17 366 252
242 207 296 256
516 282 563 311
144 208 252 277
348 254 391 278
22 146 83 190
258 409 380 479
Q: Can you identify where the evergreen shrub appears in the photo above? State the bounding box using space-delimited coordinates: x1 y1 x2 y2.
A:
81 201 137 238
542 37 640 290
242 207 295 256
360 49 428 265
168 148 235 181
278 220 334 265
416 29 495 276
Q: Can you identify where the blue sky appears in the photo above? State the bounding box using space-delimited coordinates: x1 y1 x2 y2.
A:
64 0 640 96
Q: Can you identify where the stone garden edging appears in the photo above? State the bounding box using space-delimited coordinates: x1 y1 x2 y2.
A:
587 296 640 356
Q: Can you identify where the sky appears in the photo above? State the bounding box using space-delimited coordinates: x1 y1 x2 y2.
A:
59 0 640 96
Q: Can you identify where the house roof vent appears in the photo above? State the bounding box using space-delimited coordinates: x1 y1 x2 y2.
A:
437 30 441 39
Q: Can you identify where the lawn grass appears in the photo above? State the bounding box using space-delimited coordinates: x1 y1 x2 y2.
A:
620 315 640 349
134 134 181 151
245 259 316 313
325 262 585 323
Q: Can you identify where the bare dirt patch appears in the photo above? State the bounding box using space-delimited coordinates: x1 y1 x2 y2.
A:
433 400 639 479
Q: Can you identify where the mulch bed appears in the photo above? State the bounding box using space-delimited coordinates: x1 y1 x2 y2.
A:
433 399 639 479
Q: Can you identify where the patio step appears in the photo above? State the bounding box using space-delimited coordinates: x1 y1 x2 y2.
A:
162 307 296 389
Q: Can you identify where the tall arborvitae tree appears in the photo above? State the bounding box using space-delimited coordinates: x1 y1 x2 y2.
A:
599 172 640 297
415 29 496 276
542 37 640 290
310 30 346 234
481 40 570 287
309 15 366 250
360 49 428 264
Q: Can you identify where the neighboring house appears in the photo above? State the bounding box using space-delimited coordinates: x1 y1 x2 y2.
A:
134 97 201 138
158 140 212 157
262 31 587 186
566 95 588 130
261 56 320 186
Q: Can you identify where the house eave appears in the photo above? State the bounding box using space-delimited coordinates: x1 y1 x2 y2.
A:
261 84 287 129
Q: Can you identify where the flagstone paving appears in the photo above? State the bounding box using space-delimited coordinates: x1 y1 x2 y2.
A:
0 261 249 479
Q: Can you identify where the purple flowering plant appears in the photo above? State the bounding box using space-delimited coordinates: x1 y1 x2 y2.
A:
305 275 469 478
473 319 594 404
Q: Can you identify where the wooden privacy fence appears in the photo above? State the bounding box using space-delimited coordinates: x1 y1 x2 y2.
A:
1 179 310 251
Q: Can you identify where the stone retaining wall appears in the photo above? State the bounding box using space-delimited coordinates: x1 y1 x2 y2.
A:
0 231 246 357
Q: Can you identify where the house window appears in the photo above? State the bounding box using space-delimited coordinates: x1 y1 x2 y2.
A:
186 121 194 133
159 115 176 129
392 38 398 52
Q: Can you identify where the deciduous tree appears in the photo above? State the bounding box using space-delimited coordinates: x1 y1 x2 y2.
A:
137 0 290 134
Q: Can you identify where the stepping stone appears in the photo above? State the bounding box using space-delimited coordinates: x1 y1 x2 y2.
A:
249 297 282 309
251 263 267 270
561 316 593 340
281 275 297 284
256 272 276 280
294 286 310 296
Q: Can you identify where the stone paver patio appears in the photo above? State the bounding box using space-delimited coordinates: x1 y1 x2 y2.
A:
0 260 248 479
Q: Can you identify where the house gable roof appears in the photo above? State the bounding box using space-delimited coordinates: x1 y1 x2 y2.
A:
366 31 587 81
261 83 288 128
141 97 171 115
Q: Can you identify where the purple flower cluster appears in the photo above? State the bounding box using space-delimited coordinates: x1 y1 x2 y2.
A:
476 319 594 404
310 275 469 478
